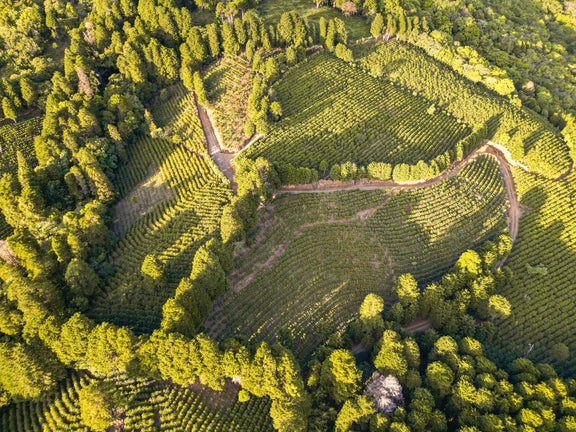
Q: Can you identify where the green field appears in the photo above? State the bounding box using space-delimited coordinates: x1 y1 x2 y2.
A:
206 156 507 361
488 166 576 373
90 85 232 333
352 41 571 178
243 51 472 168
0 374 273 431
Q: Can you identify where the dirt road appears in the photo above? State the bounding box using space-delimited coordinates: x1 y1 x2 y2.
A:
279 141 521 244
194 94 236 185
195 95 523 255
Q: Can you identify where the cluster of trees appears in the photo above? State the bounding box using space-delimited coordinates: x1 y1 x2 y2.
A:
388 234 514 338
305 284 576 431
319 16 350 56
316 0 576 127
161 238 233 335
220 156 279 244
0 3 326 430
260 124 488 185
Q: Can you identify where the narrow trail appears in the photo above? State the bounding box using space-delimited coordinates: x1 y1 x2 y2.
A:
229 198 390 292
194 93 237 187
194 91 567 267
279 141 521 245
404 318 432 333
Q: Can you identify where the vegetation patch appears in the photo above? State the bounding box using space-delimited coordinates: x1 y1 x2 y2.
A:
243 51 471 168
90 86 231 333
206 156 507 361
0 373 274 431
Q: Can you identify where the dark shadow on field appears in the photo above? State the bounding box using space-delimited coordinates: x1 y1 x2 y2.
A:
486 180 576 376
204 67 227 102
521 184 548 211
249 52 470 167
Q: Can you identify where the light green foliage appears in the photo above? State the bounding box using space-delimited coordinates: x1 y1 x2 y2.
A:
65 258 101 300
374 330 410 378
487 295 511 320
85 323 137 376
78 382 120 431
320 349 361 404
335 396 375 431
0 341 64 399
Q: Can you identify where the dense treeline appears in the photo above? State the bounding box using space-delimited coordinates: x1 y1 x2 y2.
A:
304 253 574 431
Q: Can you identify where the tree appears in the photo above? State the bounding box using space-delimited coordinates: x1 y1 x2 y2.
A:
374 330 409 378
180 62 195 91
341 1 358 16
190 241 229 299
426 361 454 398
0 341 65 399
265 57 279 82
551 343 570 362
393 274 419 307
320 349 361 404
221 203 246 243
325 20 336 51
65 259 101 308
194 72 208 106
2 97 17 122
487 295 511 320
456 250 482 276
319 17 327 41
85 323 137 376
141 254 165 284
270 101 282 121
336 396 375 431
221 22 239 54
19 77 36 108
371 14 385 38
206 24 221 57
78 382 123 431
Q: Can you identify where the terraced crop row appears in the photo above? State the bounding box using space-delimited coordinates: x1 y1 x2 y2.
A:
353 41 571 178
90 87 231 333
0 374 273 431
206 156 508 361
488 166 576 374
152 84 207 154
242 51 471 168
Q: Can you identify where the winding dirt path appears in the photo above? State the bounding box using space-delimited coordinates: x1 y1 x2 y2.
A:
279 141 521 244
195 91 564 267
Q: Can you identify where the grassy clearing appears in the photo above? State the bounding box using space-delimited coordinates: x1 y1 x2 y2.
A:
258 0 371 40
206 156 507 361
90 84 231 333
204 55 253 151
243 51 471 168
